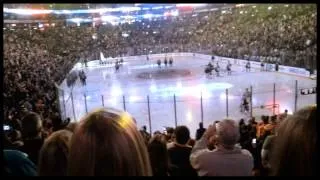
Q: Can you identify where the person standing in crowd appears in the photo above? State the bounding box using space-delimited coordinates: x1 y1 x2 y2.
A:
270 105 317 176
3 149 37 176
167 126 197 176
38 130 73 176
190 119 253 176
20 112 44 165
140 125 151 145
148 134 170 176
67 108 152 176
238 119 250 150
195 122 206 140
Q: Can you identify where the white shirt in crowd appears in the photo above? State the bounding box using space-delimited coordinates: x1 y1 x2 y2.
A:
190 137 254 176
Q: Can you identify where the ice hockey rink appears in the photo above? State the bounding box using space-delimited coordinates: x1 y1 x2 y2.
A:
59 53 316 137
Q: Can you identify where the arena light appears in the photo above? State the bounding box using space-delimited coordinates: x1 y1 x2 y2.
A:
128 96 141 103
62 10 72 14
143 13 153 19
210 8 219 11
176 4 207 7
186 111 192 122
109 21 119 26
142 7 150 10
122 33 129 37
118 6 141 12
70 18 82 23
54 9 73 14
152 6 163 10
101 15 119 22
4 8 53 15
121 15 134 19
235 4 245 7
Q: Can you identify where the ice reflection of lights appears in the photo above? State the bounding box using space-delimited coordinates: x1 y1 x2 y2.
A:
129 87 137 94
129 96 141 103
85 95 91 100
176 82 182 89
219 92 236 100
201 90 212 98
186 111 192 122
150 84 157 93
111 86 123 97
107 98 118 107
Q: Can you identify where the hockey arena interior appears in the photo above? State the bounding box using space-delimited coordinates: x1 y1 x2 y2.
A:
3 4 317 176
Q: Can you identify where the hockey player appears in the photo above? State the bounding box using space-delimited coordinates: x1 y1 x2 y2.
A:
245 61 251 72
261 60 265 71
169 57 173 66
226 61 232 75
164 57 168 67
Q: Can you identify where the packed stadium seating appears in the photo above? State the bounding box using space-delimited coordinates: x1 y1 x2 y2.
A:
3 4 317 176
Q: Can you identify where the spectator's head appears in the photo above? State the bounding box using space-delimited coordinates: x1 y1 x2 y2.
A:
148 134 168 176
165 127 175 142
271 115 277 123
68 108 152 176
64 122 77 133
166 127 174 134
21 112 42 139
270 105 317 176
284 109 288 114
199 122 203 128
174 126 190 145
142 125 147 131
239 119 245 125
215 119 240 149
251 117 256 123
263 116 269 124
38 130 73 176
8 130 22 142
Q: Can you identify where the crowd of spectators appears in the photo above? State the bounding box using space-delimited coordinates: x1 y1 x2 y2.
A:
3 4 317 176
4 105 317 176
